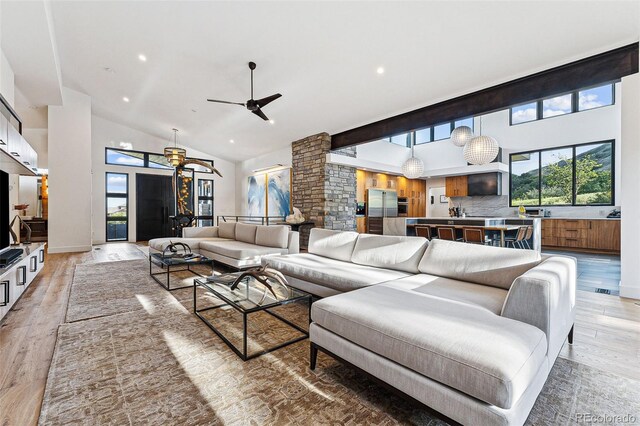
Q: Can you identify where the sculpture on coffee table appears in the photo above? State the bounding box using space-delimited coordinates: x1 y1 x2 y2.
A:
230 264 289 301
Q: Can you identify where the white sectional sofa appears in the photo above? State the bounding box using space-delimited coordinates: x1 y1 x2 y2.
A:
263 228 577 426
148 222 299 269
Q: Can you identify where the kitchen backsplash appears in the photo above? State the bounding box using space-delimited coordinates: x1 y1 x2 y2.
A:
449 195 620 218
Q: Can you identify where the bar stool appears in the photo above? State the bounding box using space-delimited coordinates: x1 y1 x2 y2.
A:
415 225 433 240
437 227 462 241
463 227 491 245
523 226 533 249
505 226 527 249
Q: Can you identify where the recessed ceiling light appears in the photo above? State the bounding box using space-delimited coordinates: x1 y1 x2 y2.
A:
103 66 115 73
138 54 147 62
376 67 385 75
269 119 275 124
229 139 235 144
122 97 130 102
191 109 197 113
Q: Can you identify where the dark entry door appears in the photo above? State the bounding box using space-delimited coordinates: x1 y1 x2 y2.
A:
136 173 174 241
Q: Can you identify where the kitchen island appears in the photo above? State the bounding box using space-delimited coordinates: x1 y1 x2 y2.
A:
383 216 542 251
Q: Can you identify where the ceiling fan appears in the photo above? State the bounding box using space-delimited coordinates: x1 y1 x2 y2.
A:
207 61 282 121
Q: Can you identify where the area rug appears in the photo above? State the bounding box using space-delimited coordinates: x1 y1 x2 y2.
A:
43 259 640 425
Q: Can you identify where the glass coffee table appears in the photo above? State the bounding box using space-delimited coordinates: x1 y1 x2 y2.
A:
149 252 213 291
194 273 312 361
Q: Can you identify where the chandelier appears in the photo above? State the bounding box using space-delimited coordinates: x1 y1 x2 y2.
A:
450 117 500 165
164 128 186 167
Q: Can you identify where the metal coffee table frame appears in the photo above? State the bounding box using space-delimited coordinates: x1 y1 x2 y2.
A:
194 277 311 361
149 252 213 291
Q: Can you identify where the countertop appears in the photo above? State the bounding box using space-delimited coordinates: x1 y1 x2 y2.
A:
541 217 621 221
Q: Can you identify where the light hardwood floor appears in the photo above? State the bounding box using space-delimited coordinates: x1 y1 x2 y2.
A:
0 243 639 426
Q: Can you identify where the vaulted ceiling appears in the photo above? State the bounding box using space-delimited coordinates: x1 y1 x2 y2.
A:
2 1 638 161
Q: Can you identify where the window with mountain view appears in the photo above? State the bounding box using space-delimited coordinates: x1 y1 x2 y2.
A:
510 141 614 207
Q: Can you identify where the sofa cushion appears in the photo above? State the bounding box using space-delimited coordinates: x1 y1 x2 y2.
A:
255 225 289 248
200 240 287 260
351 234 428 273
219 222 237 239
263 253 410 293
308 228 359 262
387 274 508 314
311 283 547 409
182 226 218 238
235 223 257 244
419 239 541 290
148 237 225 252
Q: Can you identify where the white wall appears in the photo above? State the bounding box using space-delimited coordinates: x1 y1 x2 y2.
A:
235 146 291 215
91 115 236 243
47 87 92 253
620 73 640 300
18 176 38 216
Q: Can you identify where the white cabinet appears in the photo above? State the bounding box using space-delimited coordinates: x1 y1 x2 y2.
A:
0 114 7 152
0 243 46 321
1 120 37 175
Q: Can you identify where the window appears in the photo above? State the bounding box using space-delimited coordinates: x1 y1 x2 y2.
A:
414 127 432 145
106 173 128 241
542 93 572 118
105 148 215 173
389 133 411 147
454 117 474 129
579 84 614 111
197 179 214 226
510 83 615 125
510 140 614 207
511 102 538 124
433 123 452 141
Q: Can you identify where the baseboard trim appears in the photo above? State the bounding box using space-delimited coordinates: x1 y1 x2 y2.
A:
47 245 92 254
619 284 640 300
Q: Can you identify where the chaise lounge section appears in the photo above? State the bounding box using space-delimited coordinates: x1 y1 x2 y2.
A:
148 222 299 269
264 228 576 426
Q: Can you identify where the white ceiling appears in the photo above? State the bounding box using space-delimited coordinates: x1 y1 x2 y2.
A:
3 1 639 162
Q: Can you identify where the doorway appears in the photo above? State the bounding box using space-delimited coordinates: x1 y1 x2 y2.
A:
136 173 174 241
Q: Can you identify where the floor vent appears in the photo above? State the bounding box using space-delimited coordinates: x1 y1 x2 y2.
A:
595 288 611 295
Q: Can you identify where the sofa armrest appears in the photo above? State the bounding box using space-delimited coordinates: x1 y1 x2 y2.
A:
183 226 219 238
288 231 300 254
501 256 576 360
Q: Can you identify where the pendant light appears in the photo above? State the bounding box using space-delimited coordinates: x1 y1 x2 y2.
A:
164 128 186 167
450 125 474 147
401 141 424 179
463 117 499 165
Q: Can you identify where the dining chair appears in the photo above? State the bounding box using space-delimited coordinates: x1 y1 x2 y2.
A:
505 226 527 249
463 227 491 245
437 227 461 241
415 225 432 240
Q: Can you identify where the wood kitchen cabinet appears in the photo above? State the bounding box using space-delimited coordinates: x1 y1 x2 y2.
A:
396 177 408 197
541 219 620 253
356 217 367 233
445 176 468 197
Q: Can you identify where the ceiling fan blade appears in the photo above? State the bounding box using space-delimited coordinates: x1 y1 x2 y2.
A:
255 93 282 108
252 108 269 121
207 99 245 106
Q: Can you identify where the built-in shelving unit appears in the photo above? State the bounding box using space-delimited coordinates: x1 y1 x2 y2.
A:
0 243 46 321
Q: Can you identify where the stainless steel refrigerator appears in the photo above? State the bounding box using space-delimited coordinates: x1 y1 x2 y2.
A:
366 189 398 234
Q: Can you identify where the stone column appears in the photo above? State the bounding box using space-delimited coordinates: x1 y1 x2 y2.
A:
291 133 356 248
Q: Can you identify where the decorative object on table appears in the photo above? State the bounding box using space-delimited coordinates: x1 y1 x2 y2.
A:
267 168 292 217
228 264 290 302
607 209 621 218
401 143 424 179
518 205 526 218
9 215 31 244
161 241 192 259
450 125 474 147
164 128 186 167
286 206 305 224
463 116 500 165
207 61 282 121
247 173 267 216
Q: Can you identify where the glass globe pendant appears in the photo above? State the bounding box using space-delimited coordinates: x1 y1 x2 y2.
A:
401 144 424 179
463 135 499 165
450 125 473 147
